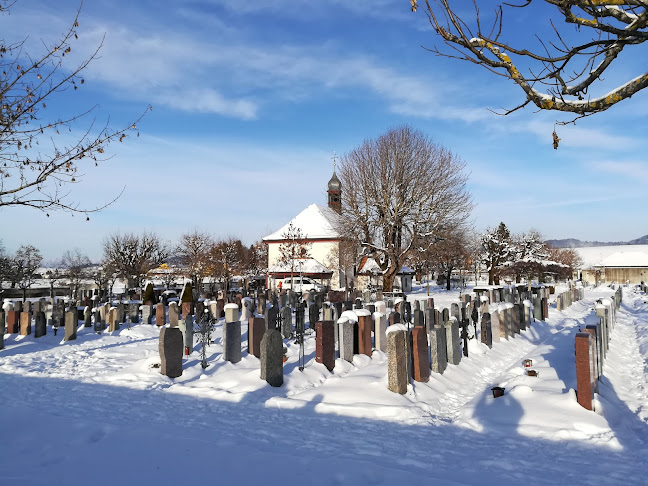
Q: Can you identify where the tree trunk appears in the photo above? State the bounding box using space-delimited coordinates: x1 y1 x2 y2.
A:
488 268 495 286
383 272 396 292
446 269 452 291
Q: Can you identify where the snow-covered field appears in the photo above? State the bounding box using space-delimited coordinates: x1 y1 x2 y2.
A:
1 285 647 486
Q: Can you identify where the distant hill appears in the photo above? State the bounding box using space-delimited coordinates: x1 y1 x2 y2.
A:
546 235 648 248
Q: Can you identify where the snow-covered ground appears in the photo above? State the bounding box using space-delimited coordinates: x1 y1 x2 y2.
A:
1 285 647 485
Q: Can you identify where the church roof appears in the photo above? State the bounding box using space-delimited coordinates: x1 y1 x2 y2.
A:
328 171 341 192
263 204 342 241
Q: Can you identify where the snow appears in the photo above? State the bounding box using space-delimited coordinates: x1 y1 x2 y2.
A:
1 286 648 485
262 203 341 241
575 244 648 268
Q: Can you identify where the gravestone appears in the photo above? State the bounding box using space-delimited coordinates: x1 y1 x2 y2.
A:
533 298 543 321
338 318 355 362
357 313 372 357
14 301 23 313
410 327 430 382
256 295 266 316
180 282 194 319
20 311 32 335
0 312 3 350
445 318 461 365
429 324 447 374
64 310 77 341
574 332 595 411
266 305 278 331
387 326 408 394
108 307 118 332
155 304 166 326
354 298 363 310
316 320 335 372
142 305 153 325
168 302 180 327
333 302 343 321
542 297 549 320
195 300 205 322
142 282 155 305
481 312 492 348
322 304 333 322
249 317 266 358
260 329 283 387
523 300 532 329
490 307 501 343
93 309 103 332
375 301 386 315
222 320 242 363
84 306 93 328
413 309 425 327
241 298 254 321
179 315 194 354
6 310 19 334
128 303 140 324
224 303 238 323
217 299 225 318
388 311 400 326
159 327 183 378
281 306 292 339
497 305 508 340
116 303 125 324
309 304 320 331
374 312 387 352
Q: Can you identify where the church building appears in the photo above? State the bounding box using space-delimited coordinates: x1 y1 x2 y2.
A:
262 172 347 290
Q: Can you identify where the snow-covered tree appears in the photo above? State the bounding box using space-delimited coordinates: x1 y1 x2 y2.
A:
210 237 246 294
339 125 472 291
479 222 513 285
411 0 648 124
548 247 583 280
509 230 549 284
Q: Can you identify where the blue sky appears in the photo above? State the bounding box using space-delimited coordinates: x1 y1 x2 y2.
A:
1 0 646 262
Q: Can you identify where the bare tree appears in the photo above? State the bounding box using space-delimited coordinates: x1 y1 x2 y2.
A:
428 229 470 291
61 248 91 298
0 2 149 214
103 232 169 289
339 125 472 291
412 1 648 123
210 237 245 294
176 230 213 290
479 222 513 285
548 246 583 280
0 239 10 287
44 261 64 299
13 244 43 301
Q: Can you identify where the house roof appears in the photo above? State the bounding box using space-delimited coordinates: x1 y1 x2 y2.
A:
262 204 342 241
575 245 648 268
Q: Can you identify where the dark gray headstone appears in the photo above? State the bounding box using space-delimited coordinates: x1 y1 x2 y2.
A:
34 311 46 338
223 320 242 363
159 327 183 378
429 324 447 374
93 309 103 332
481 312 492 348
84 306 92 328
281 306 292 339
128 302 140 324
309 304 320 331
260 329 283 387
338 319 355 362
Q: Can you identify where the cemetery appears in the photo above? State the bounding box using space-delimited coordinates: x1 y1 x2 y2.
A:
1 277 647 484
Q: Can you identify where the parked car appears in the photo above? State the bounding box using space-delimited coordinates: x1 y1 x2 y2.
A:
279 277 325 293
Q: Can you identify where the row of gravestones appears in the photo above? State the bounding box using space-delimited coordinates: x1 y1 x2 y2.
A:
639 282 647 294
575 287 622 411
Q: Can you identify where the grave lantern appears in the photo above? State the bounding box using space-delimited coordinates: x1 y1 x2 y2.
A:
491 386 505 398
526 369 539 377
523 359 533 368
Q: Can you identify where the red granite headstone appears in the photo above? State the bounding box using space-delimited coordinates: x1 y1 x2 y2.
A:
575 332 594 411
20 311 32 335
249 317 266 358
357 314 372 357
217 299 225 318
181 302 192 320
316 320 335 372
411 327 430 382
6 310 19 334
155 304 166 327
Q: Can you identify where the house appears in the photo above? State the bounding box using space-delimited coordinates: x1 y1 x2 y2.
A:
575 245 648 285
262 172 348 290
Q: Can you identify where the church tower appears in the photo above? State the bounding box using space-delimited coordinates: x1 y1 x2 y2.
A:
327 171 342 214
